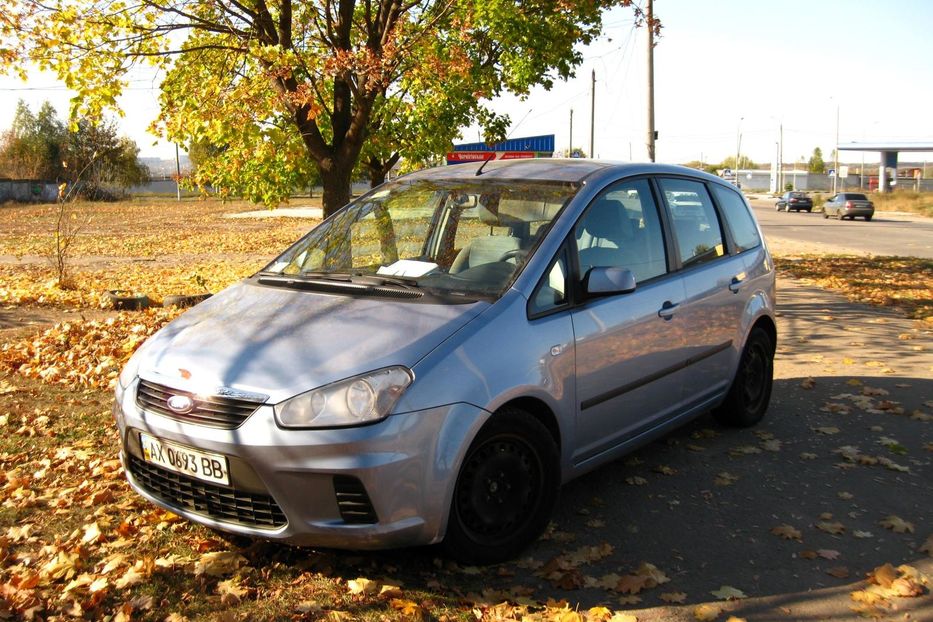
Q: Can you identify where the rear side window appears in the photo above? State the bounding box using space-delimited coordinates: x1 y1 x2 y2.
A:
658 178 725 268
710 184 762 253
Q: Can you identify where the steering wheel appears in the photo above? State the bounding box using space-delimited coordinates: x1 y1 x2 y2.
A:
498 248 527 262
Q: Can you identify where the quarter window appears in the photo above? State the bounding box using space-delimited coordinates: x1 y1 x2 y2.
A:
659 178 726 268
710 184 761 253
529 248 569 315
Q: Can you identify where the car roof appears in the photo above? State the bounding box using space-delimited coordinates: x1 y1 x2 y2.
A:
400 159 728 185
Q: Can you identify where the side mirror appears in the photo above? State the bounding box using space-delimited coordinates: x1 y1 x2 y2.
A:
584 267 637 296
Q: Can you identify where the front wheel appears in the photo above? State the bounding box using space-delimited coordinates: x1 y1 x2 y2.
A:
713 327 774 428
822 210 830 219
443 409 559 565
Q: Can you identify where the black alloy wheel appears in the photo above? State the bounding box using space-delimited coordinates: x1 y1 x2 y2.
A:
713 327 774 428
443 409 558 565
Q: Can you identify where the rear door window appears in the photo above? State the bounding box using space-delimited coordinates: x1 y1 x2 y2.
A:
658 178 726 268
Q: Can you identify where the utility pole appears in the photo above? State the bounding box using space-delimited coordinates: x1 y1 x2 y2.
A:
646 0 655 162
590 69 596 158
569 108 574 157
778 123 784 192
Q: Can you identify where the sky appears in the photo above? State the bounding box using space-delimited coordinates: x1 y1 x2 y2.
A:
2 0 933 166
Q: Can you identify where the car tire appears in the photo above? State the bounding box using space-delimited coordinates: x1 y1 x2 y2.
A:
864 215 872 222
823 210 829 219
107 290 149 311
836 211 844 220
806 208 812 213
163 293 212 308
443 408 559 565
713 327 773 428
775 204 782 211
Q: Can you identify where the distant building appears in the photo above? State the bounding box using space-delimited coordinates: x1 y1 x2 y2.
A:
447 135 555 165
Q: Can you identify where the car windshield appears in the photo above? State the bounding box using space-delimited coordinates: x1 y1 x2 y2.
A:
263 177 580 298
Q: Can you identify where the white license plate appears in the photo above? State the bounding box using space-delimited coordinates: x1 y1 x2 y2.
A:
139 433 230 486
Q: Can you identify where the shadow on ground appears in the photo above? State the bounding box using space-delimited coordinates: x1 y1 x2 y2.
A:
237 374 930 620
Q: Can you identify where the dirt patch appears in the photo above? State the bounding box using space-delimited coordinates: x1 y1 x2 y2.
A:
0 304 118 340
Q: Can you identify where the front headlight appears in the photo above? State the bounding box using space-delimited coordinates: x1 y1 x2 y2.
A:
274 366 413 428
117 353 141 391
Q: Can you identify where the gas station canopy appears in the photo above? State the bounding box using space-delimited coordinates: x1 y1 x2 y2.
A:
837 142 933 192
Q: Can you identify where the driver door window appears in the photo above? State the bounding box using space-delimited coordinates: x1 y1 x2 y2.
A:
574 178 667 283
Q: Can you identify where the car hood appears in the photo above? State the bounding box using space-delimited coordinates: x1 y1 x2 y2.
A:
133 280 488 403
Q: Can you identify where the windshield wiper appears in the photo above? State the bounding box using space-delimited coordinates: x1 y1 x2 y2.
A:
257 273 424 299
349 272 421 289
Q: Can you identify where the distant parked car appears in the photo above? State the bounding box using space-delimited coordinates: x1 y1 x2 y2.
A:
775 191 813 212
822 192 874 221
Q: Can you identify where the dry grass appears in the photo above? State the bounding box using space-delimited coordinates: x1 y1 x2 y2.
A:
0 199 931 620
869 191 933 217
0 197 315 258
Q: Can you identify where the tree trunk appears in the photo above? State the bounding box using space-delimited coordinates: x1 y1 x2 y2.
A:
367 153 401 188
368 161 387 188
320 160 354 219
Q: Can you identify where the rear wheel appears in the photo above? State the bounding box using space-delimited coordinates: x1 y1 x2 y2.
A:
443 409 559 565
713 327 774 428
865 215 873 221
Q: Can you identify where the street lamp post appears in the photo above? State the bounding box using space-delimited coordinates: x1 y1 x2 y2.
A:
832 103 840 194
735 117 743 182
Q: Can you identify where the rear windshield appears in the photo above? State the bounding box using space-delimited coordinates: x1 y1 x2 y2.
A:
789 192 807 198
845 193 868 200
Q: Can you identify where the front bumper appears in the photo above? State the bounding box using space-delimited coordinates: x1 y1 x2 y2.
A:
114 378 489 550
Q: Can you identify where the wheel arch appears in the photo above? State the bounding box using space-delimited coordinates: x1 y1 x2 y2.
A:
493 396 562 453
750 314 777 355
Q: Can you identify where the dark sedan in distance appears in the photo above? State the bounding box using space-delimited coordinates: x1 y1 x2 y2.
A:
775 191 813 212
822 192 875 221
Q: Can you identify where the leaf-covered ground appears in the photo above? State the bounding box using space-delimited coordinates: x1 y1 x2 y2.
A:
0 200 930 620
774 255 933 321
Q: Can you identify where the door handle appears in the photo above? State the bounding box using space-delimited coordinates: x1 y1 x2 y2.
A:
658 300 678 320
728 276 744 294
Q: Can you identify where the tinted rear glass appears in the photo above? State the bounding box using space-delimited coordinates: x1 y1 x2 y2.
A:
845 193 868 200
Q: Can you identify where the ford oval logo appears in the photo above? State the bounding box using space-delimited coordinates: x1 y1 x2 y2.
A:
166 394 195 414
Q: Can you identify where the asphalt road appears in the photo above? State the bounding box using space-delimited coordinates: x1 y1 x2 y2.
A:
749 199 933 259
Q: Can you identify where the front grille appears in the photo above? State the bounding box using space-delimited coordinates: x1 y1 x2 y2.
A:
136 380 263 429
128 455 287 529
333 475 378 524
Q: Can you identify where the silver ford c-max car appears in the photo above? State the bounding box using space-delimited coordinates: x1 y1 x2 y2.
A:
114 160 776 564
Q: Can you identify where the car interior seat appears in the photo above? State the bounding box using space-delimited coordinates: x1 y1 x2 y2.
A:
576 199 634 275
449 196 521 274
